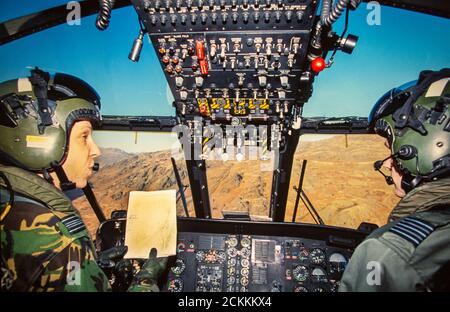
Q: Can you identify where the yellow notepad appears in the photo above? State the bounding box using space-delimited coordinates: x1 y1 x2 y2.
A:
124 190 177 259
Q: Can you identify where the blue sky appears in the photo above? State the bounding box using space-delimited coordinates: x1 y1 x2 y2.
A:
0 1 449 118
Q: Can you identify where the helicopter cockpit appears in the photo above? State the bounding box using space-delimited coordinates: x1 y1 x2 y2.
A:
0 0 449 292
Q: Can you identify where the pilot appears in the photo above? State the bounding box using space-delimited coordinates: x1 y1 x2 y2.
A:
0 68 166 291
339 68 450 292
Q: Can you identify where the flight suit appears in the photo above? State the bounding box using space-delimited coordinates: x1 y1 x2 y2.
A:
0 165 161 292
339 177 450 292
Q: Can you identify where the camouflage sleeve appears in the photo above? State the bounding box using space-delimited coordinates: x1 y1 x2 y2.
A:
1 201 110 292
33 236 111 292
339 234 422 292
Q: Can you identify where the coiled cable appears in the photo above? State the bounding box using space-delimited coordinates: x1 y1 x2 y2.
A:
323 0 350 27
96 0 116 31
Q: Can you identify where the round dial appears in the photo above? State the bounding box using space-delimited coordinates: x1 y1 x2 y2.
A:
240 276 249 286
240 247 251 258
241 258 250 268
228 236 238 247
311 267 328 283
329 253 348 274
293 265 309 282
241 237 251 248
177 242 186 252
310 248 326 265
217 251 226 264
168 278 183 292
227 276 236 285
228 258 237 267
227 247 238 258
171 259 186 275
241 268 249 276
294 285 309 292
196 250 205 262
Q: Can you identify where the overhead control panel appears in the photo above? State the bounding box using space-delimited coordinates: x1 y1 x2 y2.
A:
131 0 319 123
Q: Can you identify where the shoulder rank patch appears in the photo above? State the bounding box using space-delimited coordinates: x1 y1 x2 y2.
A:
389 216 435 247
61 215 86 235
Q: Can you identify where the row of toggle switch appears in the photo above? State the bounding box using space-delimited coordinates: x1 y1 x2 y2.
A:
144 0 302 11
149 10 304 25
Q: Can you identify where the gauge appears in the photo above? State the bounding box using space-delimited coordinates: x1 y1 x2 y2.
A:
313 287 325 292
217 251 226 263
241 237 251 248
241 258 250 268
329 253 348 274
241 268 249 276
240 286 248 292
292 265 309 282
240 247 251 258
294 285 309 292
227 247 238 258
228 258 237 267
205 250 219 263
228 236 238 247
240 276 249 286
310 248 326 265
227 276 236 285
196 250 205 262
168 278 183 292
227 266 236 275
298 248 309 261
311 267 328 283
171 259 186 275
177 242 186 252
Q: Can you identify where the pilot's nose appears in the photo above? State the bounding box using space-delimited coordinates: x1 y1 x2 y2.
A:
90 139 102 159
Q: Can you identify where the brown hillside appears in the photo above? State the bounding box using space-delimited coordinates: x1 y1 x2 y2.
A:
74 134 400 237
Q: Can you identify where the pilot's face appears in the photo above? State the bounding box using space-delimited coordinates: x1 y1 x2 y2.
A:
383 140 406 198
62 120 101 189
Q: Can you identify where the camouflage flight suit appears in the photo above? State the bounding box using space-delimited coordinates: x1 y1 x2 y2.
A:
0 165 160 292
339 177 450 292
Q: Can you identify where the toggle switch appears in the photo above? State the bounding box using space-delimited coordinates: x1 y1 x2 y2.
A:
180 90 188 100
258 75 267 87
175 76 184 87
210 43 217 57
278 90 286 100
195 75 204 87
280 75 288 88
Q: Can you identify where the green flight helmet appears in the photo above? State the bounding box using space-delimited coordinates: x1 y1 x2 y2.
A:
369 68 450 192
0 68 102 178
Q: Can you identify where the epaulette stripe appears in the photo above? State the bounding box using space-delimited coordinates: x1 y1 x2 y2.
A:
404 217 435 232
68 224 86 234
390 228 421 246
393 224 425 242
64 219 83 227
396 222 429 239
62 215 78 223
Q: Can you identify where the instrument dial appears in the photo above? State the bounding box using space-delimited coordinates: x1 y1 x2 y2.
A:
171 259 186 275
329 253 348 274
241 237 251 248
294 285 309 292
168 278 184 292
227 247 238 258
227 236 238 247
311 267 327 283
293 265 309 282
196 250 205 262
298 248 309 261
310 248 326 265
240 247 251 258
241 258 250 268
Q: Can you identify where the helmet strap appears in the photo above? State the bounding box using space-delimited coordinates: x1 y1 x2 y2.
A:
29 67 53 134
50 161 76 191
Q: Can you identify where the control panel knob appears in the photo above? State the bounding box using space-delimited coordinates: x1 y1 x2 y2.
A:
275 11 281 22
209 0 215 9
254 0 260 8
258 75 267 87
280 75 288 88
278 90 286 100
265 0 271 7
253 12 260 23
201 13 208 23
195 76 204 87
187 0 193 9
191 13 197 24
165 0 171 10
155 0 161 10
243 0 249 8
180 90 188 100
151 15 158 25
296 11 304 22
264 11 270 23
180 14 187 24
170 14 177 25
197 0 204 9
160 14 167 25
231 0 238 8
221 12 228 23
243 12 249 23
277 0 283 7
220 0 226 8
266 43 272 57
211 12 218 23
285 10 292 22
232 12 239 23
210 43 217 57
220 43 227 59
175 0 182 10
175 76 184 87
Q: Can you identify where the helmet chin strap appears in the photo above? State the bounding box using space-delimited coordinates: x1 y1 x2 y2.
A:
401 174 422 194
50 161 76 191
